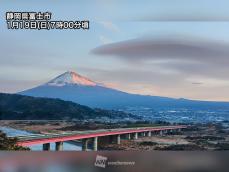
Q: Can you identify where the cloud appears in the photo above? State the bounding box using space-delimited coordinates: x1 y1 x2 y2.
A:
91 36 229 64
91 35 229 77
90 35 229 91
77 66 229 101
187 77 229 87
98 21 120 32
192 82 204 85
99 35 112 44
133 13 229 22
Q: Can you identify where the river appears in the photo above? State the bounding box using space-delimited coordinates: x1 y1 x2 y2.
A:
0 126 82 151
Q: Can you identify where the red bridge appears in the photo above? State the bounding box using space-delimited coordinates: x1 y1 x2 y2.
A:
16 125 187 151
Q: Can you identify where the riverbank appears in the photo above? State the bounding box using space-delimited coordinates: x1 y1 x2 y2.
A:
0 120 75 134
99 123 229 150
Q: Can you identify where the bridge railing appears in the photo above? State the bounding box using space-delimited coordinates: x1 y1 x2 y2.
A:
17 125 187 141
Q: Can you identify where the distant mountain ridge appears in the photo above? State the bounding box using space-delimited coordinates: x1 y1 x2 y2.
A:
19 71 229 110
0 93 134 120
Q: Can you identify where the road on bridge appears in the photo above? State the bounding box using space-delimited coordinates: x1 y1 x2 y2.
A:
16 125 187 149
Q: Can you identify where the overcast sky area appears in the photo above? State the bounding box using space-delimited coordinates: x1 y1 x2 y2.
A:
1 0 229 101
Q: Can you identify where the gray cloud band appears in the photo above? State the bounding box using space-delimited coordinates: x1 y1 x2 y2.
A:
91 37 229 64
91 36 229 80
133 14 229 22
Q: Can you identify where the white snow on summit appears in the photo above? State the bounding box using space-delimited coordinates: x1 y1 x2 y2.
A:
47 71 98 86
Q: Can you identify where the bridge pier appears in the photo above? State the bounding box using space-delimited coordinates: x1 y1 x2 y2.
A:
170 129 173 134
134 133 138 140
160 130 163 136
93 137 98 151
55 142 63 151
117 135 121 144
127 133 131 140
147 131 151 137
82 139 89 151
43 143 50 151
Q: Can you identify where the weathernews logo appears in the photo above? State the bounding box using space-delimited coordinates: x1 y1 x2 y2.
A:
94 155 136 168
94 155 108 168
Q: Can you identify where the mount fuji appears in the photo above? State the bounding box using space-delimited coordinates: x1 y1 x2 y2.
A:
19 71 229 110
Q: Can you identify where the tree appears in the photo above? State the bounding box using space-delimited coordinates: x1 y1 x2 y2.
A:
0 131 30 150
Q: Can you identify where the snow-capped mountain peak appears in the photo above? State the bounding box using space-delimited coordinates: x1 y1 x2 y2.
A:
47 71 98 86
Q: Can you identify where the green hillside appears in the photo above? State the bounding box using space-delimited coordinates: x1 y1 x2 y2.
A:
0 93 134 120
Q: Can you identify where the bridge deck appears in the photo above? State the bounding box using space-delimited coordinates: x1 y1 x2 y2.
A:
17 125 187 146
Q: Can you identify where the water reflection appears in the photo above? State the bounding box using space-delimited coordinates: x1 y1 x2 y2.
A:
0 126 82 151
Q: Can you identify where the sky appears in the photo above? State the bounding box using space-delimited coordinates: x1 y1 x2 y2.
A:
1 0 229 101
